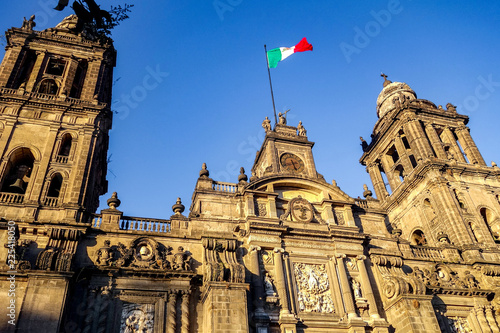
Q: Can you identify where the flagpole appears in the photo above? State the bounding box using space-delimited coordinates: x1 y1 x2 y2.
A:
264 45 278 125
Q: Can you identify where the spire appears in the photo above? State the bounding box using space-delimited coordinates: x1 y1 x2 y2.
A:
381 73 392 87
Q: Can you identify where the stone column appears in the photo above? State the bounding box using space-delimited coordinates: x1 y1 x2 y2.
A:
367 163 389 200
356 255 380 319
328 257 345 317
248 246 266 315
455 125 486 166
80 58 101 101
273 248 290 315
25 51 46 92
443 127 467 163
380 155 398 192
403 117 434 160
393 135 413 172
268 194 278 218
335 254 357 318
424 123 448 159
475 306 493 333
166 291 177 333
485 306 500 333
0 46 23 87
181 291 190 333
61 57 79 96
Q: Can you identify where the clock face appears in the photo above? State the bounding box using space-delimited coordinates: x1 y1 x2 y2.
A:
280 153 305 173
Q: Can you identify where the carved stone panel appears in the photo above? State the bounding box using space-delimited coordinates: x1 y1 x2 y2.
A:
293 263 335 313
120 303 154 333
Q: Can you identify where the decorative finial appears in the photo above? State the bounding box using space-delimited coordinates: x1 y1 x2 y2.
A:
199 163 209 178
381 72 392 87
238 167 248 182
106 192 121 209
172 198 185 215
363 184 373 199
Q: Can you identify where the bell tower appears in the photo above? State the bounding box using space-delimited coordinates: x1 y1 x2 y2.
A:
0 15 115 224
360 75 500 251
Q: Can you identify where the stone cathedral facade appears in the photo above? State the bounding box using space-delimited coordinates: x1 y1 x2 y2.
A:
1 17 500 333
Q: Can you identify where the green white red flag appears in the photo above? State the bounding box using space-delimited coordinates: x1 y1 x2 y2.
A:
267 38 313 68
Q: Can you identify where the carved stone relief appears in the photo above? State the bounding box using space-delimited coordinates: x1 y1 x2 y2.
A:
255 200 267 217
335 211 345 226
120 303 154 333
93 237 192 271
447 316 472 333
293 263 335 313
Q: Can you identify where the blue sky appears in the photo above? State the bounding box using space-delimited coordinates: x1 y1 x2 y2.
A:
1 1 499 219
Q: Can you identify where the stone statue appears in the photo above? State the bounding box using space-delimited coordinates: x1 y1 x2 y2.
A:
262 117 271 131
278 109 289 125
21 15 36 31
360 137 368 151
352 279 362 298
264 272 275 296
297 121 307 136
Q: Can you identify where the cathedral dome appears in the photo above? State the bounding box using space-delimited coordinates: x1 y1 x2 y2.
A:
376 77 417 118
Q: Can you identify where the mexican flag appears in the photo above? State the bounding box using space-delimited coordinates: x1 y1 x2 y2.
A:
267 38 313 68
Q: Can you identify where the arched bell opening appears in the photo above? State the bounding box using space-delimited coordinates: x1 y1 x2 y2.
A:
0 148 35 195
410 229 427 246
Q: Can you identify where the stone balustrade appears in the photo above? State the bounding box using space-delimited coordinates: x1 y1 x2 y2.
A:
93 214 171 233
410 245 445 261
0 192 24 204
44 197 58 207
212 181 237 193
0 87 106 107
55 155 69 163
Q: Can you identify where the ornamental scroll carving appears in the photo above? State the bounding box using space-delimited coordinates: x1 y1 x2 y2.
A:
36 228 82 271
93 237 192 271
202 238 244 283
294 263 335 313
371 255 425 300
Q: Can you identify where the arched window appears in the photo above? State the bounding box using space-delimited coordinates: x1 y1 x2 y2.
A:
58 134 72 157
410 229 427 246
1 148 35 194
38 79 58 95
47 173 63 198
